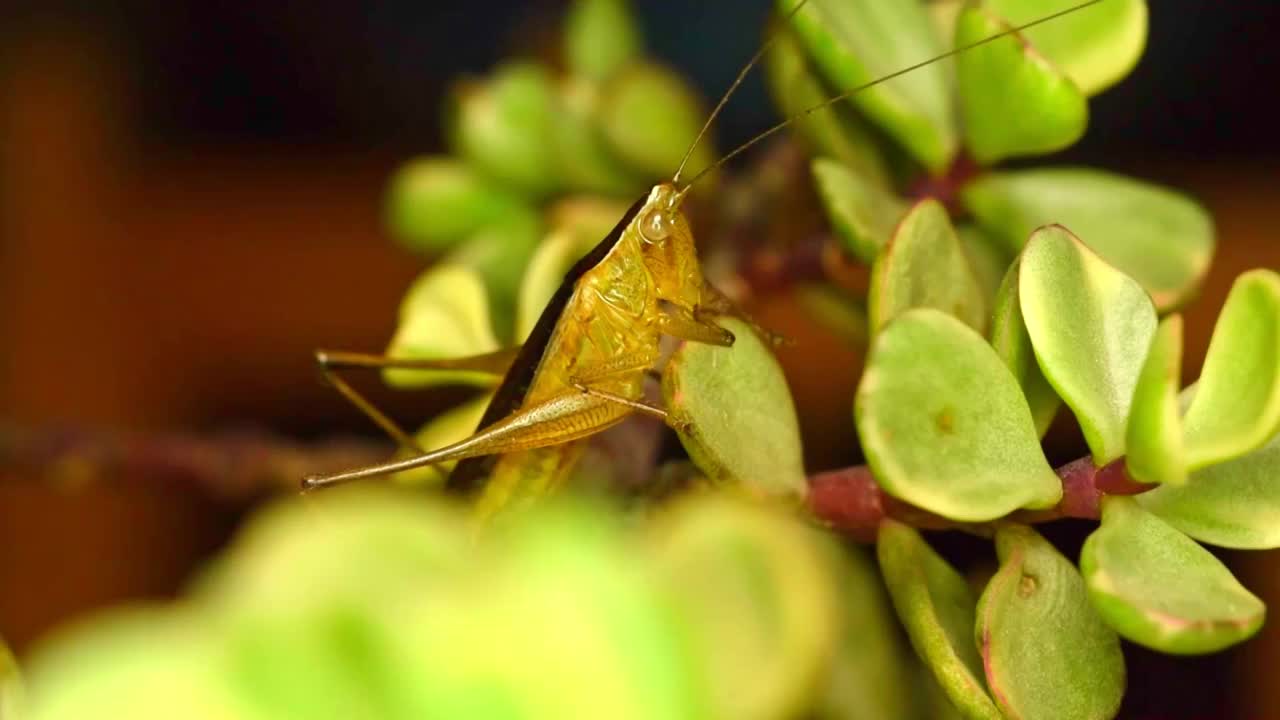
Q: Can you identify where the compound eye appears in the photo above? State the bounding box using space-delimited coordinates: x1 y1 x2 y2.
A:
640 209 671 244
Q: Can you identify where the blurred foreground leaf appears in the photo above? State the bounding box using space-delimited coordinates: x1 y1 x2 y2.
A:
649 496 838 720
450 62 561 196
1 636 21 720
977 525 1124 720
385 157 527 252
1081 497 1264 654
811 157 904 264
564 0 642 82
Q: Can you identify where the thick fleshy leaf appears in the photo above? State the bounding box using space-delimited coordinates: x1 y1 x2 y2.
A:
1081 497 1265 654
563 0 641 82
957 224 1012 311
766 29 892 189
1020 225 1157 464
816 542 915 720
977 525 1125 720
391 395 493 487
23 611 243 720
985 0 1147 95
383 265 502 389
599 62 711 181
1182 270 1280 469
990 257 1060 437
956 5 1087 164
878 520 1002 720
662 317 807 498
450 62 561 196
962 168 1214 311
446 207 543 341
811 157 905 263
554 78 645 196
868 199 987 335
385 157 527 252
855 309 1061 521
1126 315 1186 485
778 0 956 172
1139 428 1280 550
795 284 868 349
1 636 20 719
648 496 838 720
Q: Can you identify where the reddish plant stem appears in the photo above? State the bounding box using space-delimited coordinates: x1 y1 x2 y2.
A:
806 456 1156 540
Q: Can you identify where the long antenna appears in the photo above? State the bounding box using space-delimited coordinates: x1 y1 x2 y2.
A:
681 0 1105 190
671 0 812 186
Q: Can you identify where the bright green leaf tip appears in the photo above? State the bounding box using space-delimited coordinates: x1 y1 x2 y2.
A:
1182 269 1280 470
877 521 1002 720
955 4 1087 164
779 0 956 172
1126 314 1187 485
978 525 1125 720
1082 497 1265 655
384 264 501 389
1019 224 1157 465
856 308 1061 522
868 199 987 336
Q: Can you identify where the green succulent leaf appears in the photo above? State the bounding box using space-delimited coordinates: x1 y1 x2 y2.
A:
662 317 807 498
984 0 1148 95
23 611 242 720
855 309 1061 521
778 0 957 172
795 284 868 349
811 157 905 264
1182 269 1280 470
1 636 21 720
816 542 916 720
1139 426 1280 550
390 395 492 487
990 257 1060 437
385 157 527 252
868 199 987 335
1019 225 1157 464
383 264 502 389
446 207 543 342
564 0 642 82
877 520 1002 720
554 78 646 196
766 29 891 189
648 496 838 720
977 525 1125 720
955 5 1087 164
599 62 711 182
957 224 1013 312
450 62 561 196
1126 314 1187 485
1081 497 1265 655
962 168 1214 311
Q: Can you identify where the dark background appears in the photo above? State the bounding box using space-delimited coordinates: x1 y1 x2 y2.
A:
1 2 1278 718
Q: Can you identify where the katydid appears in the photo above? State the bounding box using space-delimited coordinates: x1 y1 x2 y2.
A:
303 0 1105 521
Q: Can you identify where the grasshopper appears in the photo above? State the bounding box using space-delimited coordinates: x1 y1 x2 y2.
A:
303 0 1105 519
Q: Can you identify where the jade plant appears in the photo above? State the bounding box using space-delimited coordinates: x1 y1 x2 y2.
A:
7 1 1279 719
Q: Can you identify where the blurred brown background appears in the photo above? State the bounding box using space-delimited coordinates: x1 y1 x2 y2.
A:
1 2 1278 717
